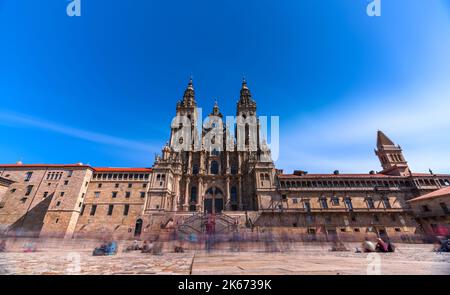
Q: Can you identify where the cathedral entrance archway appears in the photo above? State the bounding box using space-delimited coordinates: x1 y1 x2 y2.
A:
204 187 224 214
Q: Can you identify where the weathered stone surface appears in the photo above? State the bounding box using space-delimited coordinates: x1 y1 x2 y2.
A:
0 243 448 275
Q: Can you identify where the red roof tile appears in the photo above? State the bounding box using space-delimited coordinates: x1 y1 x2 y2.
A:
278 173 397 179
93 167 152 172
0 163 92 169
408 186 450 202
0 164 152 173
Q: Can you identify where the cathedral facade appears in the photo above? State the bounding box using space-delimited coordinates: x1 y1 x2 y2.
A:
0 80 449 240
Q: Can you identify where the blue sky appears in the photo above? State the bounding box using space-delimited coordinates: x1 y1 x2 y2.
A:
0 0 449 173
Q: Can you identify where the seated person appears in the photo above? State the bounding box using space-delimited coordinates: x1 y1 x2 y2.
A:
386 239 396 253
361 238 376 253
125 240 141 252
93 241 109 256
105 241 118 255
23 242 37 253
375 238 389 253
141 240 154 253
174 245 184 253
331 240 348 252
436 239 449 253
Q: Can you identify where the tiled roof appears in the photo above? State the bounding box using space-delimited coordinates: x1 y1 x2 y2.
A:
278 173 398 179
0 163 92 169
93 167 152 172
0 164 152 173
279 173 450 179
408 186 450 202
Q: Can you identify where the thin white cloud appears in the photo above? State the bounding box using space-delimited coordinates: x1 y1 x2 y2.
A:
277 81 450 174
0 110 159 153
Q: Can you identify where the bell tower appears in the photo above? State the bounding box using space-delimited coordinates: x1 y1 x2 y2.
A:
375 130 410 176
236 78 258 151
170 78 199 151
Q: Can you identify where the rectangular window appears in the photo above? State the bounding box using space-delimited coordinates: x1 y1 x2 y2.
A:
64 180 69 185
60 192 65 197
123 204 129 216
112 191 118 198
80 204 86 215
331 196 339 206
366 198 375 209
439 202 449 214
25 185 33 196
115 183 119 188
56 201 61 207
98 183 102 188
107 205 114 216
94 192 100 198
125 191 131 198
421 205 431 212
43 192 48 198
382 197 391 209
304 201 311 212
292 198 298 204
25 172 33 181
140 192 145 198
128 183 132 188
344 197 353 211
143 183 147 188
90 205 97 216
320 198 328 209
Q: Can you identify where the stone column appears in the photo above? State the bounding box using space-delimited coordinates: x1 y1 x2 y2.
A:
225 177 231 211
238 177 243 210
198 178 203 212
184 178 190 211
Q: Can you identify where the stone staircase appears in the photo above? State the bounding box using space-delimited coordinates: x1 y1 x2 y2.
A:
177 213 239 235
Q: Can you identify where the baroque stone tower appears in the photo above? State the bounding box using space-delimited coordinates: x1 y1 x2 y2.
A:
375 130 410 176
145 79 276 214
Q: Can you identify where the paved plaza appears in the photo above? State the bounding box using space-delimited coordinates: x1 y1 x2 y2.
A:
0 242 449 275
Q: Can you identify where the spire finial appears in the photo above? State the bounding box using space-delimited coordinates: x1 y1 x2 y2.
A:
241 76 248 90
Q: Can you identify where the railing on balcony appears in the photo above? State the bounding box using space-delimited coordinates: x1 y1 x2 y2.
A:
259 207 407 213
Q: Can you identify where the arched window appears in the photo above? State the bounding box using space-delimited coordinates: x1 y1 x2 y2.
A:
210 161 219 175
231 186 238 202
192 164 199 175
231 165 237 175
190 186 197 203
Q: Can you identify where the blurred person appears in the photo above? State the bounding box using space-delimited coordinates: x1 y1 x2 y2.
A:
0 240 6 252
361 237 376 253
375 238 388 253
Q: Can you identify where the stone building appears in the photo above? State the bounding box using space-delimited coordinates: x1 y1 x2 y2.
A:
408 187 450 236
0 80 449 240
